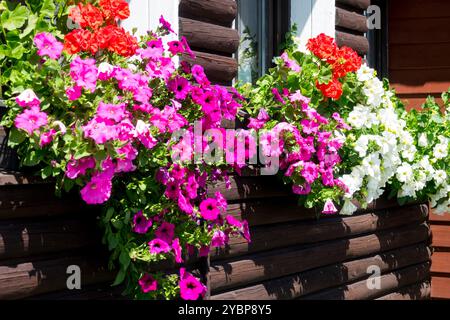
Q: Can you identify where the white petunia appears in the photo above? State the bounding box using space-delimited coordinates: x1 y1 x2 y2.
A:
396 163 413 183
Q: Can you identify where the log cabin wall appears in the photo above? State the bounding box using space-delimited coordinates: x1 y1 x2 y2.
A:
179 0 239 86
335 0 370 56
387 0 450 299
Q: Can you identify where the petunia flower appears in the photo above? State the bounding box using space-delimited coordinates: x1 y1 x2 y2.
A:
172 238 184 263
16 89 41 108
199 198 221 221
148 238 171 254
80 171 113 205
322 199 338 215
155 221 175 244
14 106 48 135
132 211 152 234
179 268 206 300
34 32 63 60
138 274 158 293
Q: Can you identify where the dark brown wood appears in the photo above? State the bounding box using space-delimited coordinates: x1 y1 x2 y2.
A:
301 262 430 300
179 0 237 27
0 218 97 260
335 8 368 33
182 51 238 84
336 0 370 10
376 281 431 300
0 254 114 299
209 223 430 292
28 283 125 300
180 18 239 54
212 204 428 260
211 244 431 300
336 31 369 55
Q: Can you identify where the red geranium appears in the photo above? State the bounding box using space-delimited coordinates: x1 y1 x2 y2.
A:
63 29 93 55
99 0 130 21
332 46 362 78
69 3 104 30
317 78 343 100
306 33 338 63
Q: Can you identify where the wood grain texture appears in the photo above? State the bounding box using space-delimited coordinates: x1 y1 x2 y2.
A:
301 262 430 300
336 31 369 55
181 51 238 84
376 281 431 300
209 223 430 293
211 244 431 300
335 8 368 33
431 224 450 248
431 276 450 299
431 251 450 275
180 18 239 54
212 204 428 261
179 0 237 27
336 0 370 10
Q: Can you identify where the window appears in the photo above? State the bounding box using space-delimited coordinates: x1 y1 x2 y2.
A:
236 0 290 84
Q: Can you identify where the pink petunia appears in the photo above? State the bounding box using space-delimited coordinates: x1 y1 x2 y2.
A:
135 120 158 149
172 238 184 263
115 143 137 173
211 230 228 248
132 211 152 234
148 238 171 255
179 268 206 301
155 221 175 244
168 76 190 100
66 86 82 101
167 40 184 55
301 162 319 184
191 65 210 86
292 183 312 195
39 129 56 147
199 198 220 221
16 89 40 108
281 52 301 72
322 199 338 215
82 117 118 144
33 32 63 60
14 106 48 135
96 102 126 123
66 156 96 179
138 274 158 293
80 171 113 205
70 56 98 92
137 39 164 59
97 62 115 81
159 15 175 34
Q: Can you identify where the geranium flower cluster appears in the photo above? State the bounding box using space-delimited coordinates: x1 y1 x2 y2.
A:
7 1 247 301
64 0 138 56
306 34 362 100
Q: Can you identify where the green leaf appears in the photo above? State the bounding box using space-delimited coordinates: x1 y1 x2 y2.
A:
7 127 26 147
20 13 38 39
111 268 126 286
119 250 131 269
41 166 52 179
39 0 56 18
1 5 28 30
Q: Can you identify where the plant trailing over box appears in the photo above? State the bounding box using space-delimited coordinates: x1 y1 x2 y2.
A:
240 33 450 215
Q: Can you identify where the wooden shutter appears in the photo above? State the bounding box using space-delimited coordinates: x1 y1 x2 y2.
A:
335 0 370 55
179 0 239 85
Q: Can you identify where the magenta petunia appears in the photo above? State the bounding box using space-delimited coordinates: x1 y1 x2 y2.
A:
167 40 184 55
148 238 171 255
33 32 63 60
66 156 96 180
155 221 175 244
179 268 206 301
138 39 164 59
16 89 40 108
165 181 180 200
96 102 127 123
66 85 82 101
138 274 158 293
168 76 190 100
115 143 138 173
70 56 98 92
322 199 338 215
211 230 228 248
14 106 48 135
132 211 152 234
159 15 175 34
82 117 118 144
135 120 158 149
39 129 56 147
191 65 209 86
172 238 184 263
301 162 319 184
80 172 113 205
292 183 312 195
199 198 220 221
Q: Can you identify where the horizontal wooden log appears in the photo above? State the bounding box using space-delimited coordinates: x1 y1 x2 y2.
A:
180 18 239 54
0 172 43 186
209 223 430 292
179 0 237 27
182 51 238 84
0 184 90 220
429 209 450 222
0 254 114 299
0 218 97 261
376 281 431 300
301 262 430 300
212 204 428 260
335 8 368 33
211 244 431 300
336 0 370 10
431 251 450 275
336 31 369 55
28 283 124 300
431 276 450 299
431 224 450 248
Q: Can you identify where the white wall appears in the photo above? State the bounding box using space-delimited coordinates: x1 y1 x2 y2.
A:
122 0 179 40
291 0 336 51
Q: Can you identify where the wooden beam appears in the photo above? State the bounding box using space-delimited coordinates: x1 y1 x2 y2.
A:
180 18 239 54
211 244 431 300
431 276 450 299
376 281 431 300
179 0 237 27
431 224 450 248
335 7 368 33
336 0 370 10
181 51 238 84
301 262 430 300
336 31 369 55
212 204 428 260
209 223 430 292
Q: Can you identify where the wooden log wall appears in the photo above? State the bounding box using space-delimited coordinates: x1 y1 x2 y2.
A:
179 0 239 85
335 0 370 56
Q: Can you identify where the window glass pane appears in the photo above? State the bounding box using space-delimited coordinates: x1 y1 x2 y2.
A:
237 0 270 84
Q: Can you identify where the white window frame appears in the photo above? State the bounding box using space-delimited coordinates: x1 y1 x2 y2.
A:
291 0 336 51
